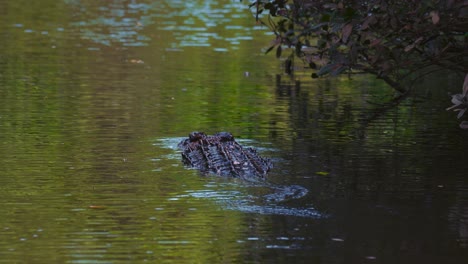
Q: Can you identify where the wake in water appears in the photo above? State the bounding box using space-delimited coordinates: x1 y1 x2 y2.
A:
175 185 326 219
154 137 328 219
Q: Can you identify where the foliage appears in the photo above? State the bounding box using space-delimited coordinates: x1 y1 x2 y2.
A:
244 0 467 94
447 74 468 128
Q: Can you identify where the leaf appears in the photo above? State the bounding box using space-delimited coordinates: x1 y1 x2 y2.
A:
265 45 275 54
369 39 382 47
460 121 468 129
285 58 292 75
342 23 353 43
457 108 467 119
317 64 335 76
276 45 282 58
463 73 468 97
323 3 337 9
404 37 423 52
404 43 415 52
451 94 464 105
360 15 376 30
430 11 440 24
446 104 458 111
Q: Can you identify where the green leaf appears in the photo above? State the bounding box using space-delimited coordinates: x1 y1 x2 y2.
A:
276 45 282 58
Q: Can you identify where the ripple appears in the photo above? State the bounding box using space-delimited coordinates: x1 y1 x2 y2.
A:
174 184 326 218
227 203 326 218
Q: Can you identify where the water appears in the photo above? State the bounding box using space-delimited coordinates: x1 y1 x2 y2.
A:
1 1 467 263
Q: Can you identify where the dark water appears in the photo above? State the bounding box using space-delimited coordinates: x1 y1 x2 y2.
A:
1 1 467 263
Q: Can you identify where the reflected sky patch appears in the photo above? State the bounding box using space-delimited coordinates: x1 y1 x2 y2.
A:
66 0 260 50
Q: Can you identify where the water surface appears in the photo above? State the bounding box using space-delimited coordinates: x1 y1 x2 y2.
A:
0 1 467 263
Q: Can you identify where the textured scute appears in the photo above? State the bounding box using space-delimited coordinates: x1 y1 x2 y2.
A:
178 132 273 179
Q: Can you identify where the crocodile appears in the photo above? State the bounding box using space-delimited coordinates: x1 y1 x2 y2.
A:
177 132 273 180
176 132 310 204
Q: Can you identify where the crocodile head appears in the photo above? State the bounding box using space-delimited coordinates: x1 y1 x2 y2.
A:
188 131 206 142
215 132 234 142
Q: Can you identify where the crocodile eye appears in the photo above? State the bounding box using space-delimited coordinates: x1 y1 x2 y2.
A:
216 132 234 142
189 131 205 141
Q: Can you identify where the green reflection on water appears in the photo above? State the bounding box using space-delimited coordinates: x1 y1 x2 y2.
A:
0 0 276 262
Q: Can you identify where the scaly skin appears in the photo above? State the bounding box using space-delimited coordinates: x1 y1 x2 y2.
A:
178 132 273 179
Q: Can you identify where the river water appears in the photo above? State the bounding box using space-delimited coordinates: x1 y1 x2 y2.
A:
0 1 467 263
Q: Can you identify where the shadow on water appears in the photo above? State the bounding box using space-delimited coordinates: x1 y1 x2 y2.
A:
271 73 468 260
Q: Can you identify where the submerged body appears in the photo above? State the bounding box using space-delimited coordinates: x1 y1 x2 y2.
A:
177 132 273 179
